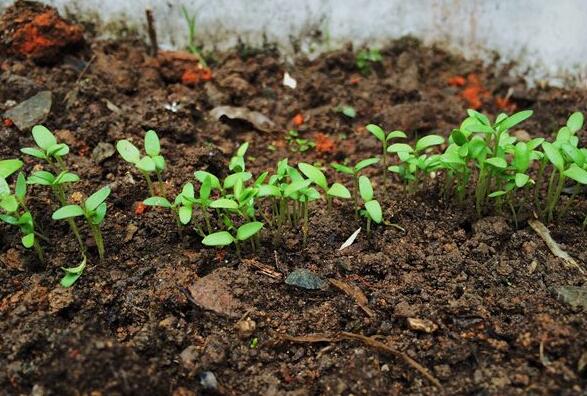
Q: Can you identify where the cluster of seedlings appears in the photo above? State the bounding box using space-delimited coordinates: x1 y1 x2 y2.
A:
1 109 586 286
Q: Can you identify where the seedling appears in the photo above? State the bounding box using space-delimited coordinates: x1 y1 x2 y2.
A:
181 5 208 68
52 186 111 260
286 130 316 153
336 105 357 118
143 182 199 231
332 157 379 215
202 221 263 257
358 175 382 235
298 162 350 211
366 124 407 192
229 142 249 172
563 164 587 228
356 48 382 75
21 125 70 171
117 130 166 196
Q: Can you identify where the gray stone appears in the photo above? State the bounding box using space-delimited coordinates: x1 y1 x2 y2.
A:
3 91 52 131
285 268 326 290
92 142 116 164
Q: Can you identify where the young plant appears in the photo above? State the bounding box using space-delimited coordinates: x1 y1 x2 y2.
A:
332 158 380 215
181 5 208 68
202 221 263 257
52 186 111 260
356 48 382 75
229 142 249 172
335 105 357 118
117 130 166 197
0 171 44 262
21 125 70 171
562 164 587 229
298 162 350 211
358 175 382 235
143 182 199 231
285 130 315 153
366 124 407 192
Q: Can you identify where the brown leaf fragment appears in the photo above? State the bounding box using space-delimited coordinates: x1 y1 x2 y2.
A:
329 278 375 317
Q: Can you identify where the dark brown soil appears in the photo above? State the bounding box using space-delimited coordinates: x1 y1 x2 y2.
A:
1 4 587 396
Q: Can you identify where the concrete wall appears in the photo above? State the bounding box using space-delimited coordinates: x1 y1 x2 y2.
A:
2 0 587 86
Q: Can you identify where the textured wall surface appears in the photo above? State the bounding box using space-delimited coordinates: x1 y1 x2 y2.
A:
2 0 586 85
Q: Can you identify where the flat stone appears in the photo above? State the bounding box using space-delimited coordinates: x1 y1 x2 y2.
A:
4 91 52 130
285 268 326 290
407 317 438 333
187 267 244 317
92 142 115 164
554 286 587 311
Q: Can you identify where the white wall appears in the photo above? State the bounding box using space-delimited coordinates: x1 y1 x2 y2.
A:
2 0 587 86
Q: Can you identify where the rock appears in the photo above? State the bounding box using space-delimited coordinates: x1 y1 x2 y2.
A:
123 224 139 242
0 1 84 63
554 286 587 311
198 371 218 390
285 268 326 290
235 318 256 339
394 301 417 317
48 287 74 313
3 91 52 130
180 345 200 369
512 129 531 142
407 317 438 333
92 142 115 164
187 268 245 317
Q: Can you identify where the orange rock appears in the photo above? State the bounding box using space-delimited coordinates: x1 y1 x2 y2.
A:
134 202 148 215
495 96 516 112
3 118 13 127
314 133 335 154
292 113 304 127
181 67 213 86
447 75 466 86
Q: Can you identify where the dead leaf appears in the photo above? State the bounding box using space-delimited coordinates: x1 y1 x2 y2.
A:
329 278 375 317
210 105 275 132
339 227 361 251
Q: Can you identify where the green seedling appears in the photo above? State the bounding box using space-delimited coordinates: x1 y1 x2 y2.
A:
0 159 24 178
366 124 407 192
358 175 382 235
229 142 249 172
117 130 166 197
52 186 111 260
202 221 263 257
0 172 44 262
356 48 382 75
332 157 380 215
562 163 587 228
286 130 315 153
298 162 350 211
181 5 208 68
21 125 70 171
336 105 357 118
144 182 200 231
60 256 86 288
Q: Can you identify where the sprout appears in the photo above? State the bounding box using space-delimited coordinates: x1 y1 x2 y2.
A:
366 124 407 193
21 125 70 171
298 162 350 211
358 175 382 235
53 186 111 260
332 157 379 216
202 221 264 257
356 48 382 75
117 130 166 196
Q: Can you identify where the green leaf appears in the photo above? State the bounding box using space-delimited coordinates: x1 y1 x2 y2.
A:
0 195 18 213
465 122 494 134
527 137 544 150
32 125 57 150
258 184 281 197
331 163 353 175
498 110 533 131
178 205 193 224
195 171 221 190
85 186 111 211
144 130 160 156
202 231 234 246
236 142 249 157
0 214 19 224
55 171 80 184
513 142 530 172
566 112 584 133
542 142 565 171
152 155 166 171
387 143 414 153
0 178 9 196
223 172 252 189
467 109 491 126
236 221 264 241
27 171 55 186
488 190 507 198
563 164 587 184
21 233 34 248
181 183 195 200
561 143 585 167
209 198 239 209
416 135 445 152
327 183 351 199
450 129 468 146
515 173 530 187
20 147 46 159
60 256 86 288
355 157 380 171
364 200 382 223
92 202 107 225
386 130 407 141
0 159 23 178
358 176 373 201
485 157 507 169
366 124 385 142
52 205 84 220
15 172 26 201
340 106 356 118
143 196 172 208
47 143 69 157
284 179 312 197
116 140 141 163
298 163 328 190
468 138 487 159
136 156 156 172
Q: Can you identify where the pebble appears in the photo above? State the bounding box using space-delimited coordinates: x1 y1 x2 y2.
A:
407 317 438 333
3 90 52 130
92 142 115 164
198 371 218 390
285 268 326 290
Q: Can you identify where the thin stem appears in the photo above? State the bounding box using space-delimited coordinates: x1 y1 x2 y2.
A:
141 171 155 197
508 198 518 230
155 170 166 197
353 175 359 218
534 159 546 208
54 185 85 253
90 223 105 260
382 145 388 196
32 239 45 263
235 240 241 258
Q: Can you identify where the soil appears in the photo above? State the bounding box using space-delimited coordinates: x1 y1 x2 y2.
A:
1 3 587 395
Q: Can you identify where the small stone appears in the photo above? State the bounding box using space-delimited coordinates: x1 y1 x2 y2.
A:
381 364 390 372
235 318 256 339
187 268 246 317
48 287 74 314
92 142 115 164
198 371 218 390
3 91 52 130
285 268 326 290
407 317 438 333
124 224 139 242
180 345 200 369
511 373 530 386
394 301 417 317
512 129 531 142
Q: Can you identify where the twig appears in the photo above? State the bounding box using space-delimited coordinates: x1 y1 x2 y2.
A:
145 8 158 56
528 219 584 274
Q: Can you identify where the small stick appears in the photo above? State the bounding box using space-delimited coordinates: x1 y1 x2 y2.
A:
146 8 158 57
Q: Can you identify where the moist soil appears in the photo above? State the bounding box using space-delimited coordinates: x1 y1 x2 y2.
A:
1 6 587 396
